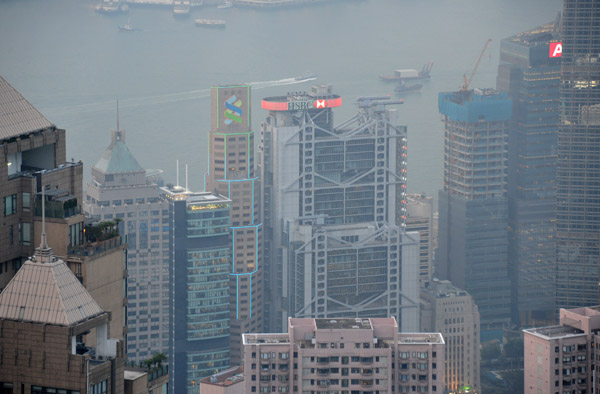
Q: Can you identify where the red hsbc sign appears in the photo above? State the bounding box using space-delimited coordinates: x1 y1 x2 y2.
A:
262 97 342 111
315 100 327 108
549 42 562 58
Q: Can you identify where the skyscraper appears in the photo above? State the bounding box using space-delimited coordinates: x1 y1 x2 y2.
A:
404 193 434 285
555 0 600 310
84 127 170 362
162 186 231 394
497 21 561 327
259 86 420 333
206 85 263 364
438 88 512 337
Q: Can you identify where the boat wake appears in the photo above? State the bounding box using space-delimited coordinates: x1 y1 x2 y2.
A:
42 77 316 117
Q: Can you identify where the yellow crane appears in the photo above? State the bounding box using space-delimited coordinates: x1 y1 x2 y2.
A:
461 39 492 91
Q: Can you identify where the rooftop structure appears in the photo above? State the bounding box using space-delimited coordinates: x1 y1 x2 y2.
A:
243 317 444 393
198 366 244 394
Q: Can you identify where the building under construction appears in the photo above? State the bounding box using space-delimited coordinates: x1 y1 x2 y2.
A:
437 88 512 338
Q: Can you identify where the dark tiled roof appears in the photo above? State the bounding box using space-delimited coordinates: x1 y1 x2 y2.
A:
0 75 53 141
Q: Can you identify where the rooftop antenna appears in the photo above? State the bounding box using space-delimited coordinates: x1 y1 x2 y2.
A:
40 186 47 249
185 164 189 191
176 160 180 188
116 99 120 132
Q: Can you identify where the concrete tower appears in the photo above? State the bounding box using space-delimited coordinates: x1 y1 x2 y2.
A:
206 85 262 365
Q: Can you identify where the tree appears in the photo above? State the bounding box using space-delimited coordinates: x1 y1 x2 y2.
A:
481 342 501 361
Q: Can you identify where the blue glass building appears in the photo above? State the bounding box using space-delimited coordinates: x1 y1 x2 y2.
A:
438 88 512 337
497 22 561 327
163 187 231 394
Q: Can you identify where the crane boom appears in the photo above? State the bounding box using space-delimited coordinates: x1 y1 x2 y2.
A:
462 38 492 91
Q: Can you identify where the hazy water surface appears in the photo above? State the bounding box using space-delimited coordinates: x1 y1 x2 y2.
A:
0 0 562 198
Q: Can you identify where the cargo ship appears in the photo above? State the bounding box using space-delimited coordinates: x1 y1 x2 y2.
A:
394 82 423 93
379 62 433 81
195 19 226 27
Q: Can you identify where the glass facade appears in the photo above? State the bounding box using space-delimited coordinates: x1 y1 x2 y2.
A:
438 90 512 335
556 1 600 309
497 23 561 327
165 189 231 394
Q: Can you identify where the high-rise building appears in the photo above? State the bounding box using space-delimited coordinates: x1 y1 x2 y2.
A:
524 306 600 394
259 87 420 333
555 0 600 310
404 194 434 285
0 235 125 393
0 75 85 291
242 317 445 394
206 85 263 364
84 127 170 362
438 88 512 337
497 21 561 328
420 279 481 394
162 186 231 394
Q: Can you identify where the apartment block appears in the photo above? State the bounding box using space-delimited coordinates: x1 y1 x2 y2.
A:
243 317 444 393
524 306 600 394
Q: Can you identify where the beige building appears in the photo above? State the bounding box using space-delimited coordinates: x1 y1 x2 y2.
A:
199 367 244 394
420 279 480 394
524 306 600 394
207 85 262 364
0 237 125 394
243 317 444 393
404 194 434 285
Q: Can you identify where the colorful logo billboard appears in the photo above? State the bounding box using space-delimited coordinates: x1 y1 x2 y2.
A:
211 85 251 132
549 42 562 58
224 95 243 125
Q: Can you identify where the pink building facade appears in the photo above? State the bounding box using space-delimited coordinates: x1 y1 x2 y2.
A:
243 318 444 393
524 306 600 394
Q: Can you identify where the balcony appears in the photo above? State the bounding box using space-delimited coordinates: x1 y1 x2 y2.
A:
361 369 373 376
361 357 373 365
317 368 329 376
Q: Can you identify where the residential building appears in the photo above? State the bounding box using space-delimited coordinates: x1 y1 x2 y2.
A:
259 86 420 333
524 306 600 394
84 126 170 362
242 317 444 393
206 85 263 364
0 75 85 291
0 235 125 394
198 367 244 394
497 21 561 328
555 0 600 310
420 279 480 394
162 186 231 394
404 194 434 285
437 88 512 337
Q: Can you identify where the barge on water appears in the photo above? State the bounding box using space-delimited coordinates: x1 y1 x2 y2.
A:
379 62 433 81
195 18 226 27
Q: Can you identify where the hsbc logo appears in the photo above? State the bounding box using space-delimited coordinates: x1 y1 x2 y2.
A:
550 42 562 58
315 100 327 109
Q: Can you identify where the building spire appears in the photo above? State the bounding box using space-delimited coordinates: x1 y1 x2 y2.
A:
117 99 120 132
34 185 54 263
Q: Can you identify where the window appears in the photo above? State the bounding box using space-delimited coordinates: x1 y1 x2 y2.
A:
3 194 16 216
22 192 31 211
20 223 31 245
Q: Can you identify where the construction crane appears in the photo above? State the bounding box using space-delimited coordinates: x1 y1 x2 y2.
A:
461 38 492 91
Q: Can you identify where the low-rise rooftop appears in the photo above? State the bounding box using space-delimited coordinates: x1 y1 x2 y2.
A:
314 318 372 330
524 325 585 340
397 333 445 345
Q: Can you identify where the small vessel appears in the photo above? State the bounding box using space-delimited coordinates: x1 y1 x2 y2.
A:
119 18 135 31
295 71 317 82
218 1 233 8
394 82 423 93
195 18 226 27
96 0 120 14
379 62 433 81
173 1 191 16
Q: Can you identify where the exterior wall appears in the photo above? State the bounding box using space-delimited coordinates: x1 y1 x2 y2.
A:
404 194 433 286
556 0 600 310
84 171 170 363
438 90 512 335
420 281 480 393
0 319 124 394
207 86 263 364
243 318 444 393
0 127 80 292
165 190 232 394
260 92 418 333
497 24 560 328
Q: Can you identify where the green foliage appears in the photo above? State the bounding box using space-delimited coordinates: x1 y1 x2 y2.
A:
84 220 120 243
481 342 501 360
